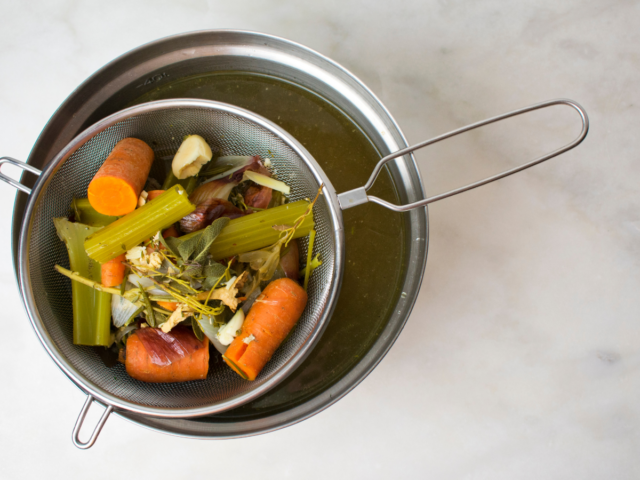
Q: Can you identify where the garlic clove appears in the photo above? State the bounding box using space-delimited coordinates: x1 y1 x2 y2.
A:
216 309 246 346
172 135 213 179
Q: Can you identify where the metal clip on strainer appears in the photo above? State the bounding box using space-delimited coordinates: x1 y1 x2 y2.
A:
0 98 587 449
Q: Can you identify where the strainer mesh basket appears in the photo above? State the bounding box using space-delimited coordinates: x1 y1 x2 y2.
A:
22 101 338 413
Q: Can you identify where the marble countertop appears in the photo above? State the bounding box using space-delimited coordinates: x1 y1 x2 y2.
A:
1 1 637 479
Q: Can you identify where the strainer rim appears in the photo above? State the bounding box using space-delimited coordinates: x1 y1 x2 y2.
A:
18 99 345 418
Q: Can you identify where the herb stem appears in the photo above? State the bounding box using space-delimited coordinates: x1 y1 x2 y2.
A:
303 229 317 291
55 265 122 296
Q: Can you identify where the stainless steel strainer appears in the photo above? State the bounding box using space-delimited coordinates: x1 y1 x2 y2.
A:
0 98 588 448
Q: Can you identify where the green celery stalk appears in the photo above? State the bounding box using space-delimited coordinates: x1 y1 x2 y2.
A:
208 200 314 260
84 185 195 263
54 218 111 346
71 198 118 227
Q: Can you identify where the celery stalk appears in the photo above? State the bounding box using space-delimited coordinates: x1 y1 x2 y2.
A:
54 218 111 346
71 198 118 227
84 185 195 263
208 200 314 260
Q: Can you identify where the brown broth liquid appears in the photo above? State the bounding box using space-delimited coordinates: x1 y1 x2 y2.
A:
133 73 405 417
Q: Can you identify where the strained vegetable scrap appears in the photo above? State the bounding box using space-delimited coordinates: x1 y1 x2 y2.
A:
54 135 321 384
223 278 307 381
87 138 154 216
54 217 111 346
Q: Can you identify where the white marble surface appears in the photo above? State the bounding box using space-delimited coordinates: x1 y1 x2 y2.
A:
1 1 638 478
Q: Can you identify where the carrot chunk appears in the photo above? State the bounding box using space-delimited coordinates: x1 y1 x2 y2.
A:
146 189 165 201
88 138 154 216
100 254 126 287
125 328 209 383
157 301 179 312
224 278 307 381
162 225 180 238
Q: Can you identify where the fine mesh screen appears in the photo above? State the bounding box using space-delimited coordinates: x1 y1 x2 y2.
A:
24 102 337 412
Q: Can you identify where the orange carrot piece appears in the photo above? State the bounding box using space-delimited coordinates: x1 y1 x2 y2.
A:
146 190 165 201
163 225 180 238
100 254 126 287
125 331 209 383
87 138 154 216
157 301 179 312
224 278 307 381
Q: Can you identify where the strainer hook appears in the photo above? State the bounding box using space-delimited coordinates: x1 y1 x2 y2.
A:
71 395 114 449
337 99 589 212
0 157 42 195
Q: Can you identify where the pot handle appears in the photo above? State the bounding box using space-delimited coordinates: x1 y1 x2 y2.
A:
71 395 114 450
337 99 589 212
0 157 42 195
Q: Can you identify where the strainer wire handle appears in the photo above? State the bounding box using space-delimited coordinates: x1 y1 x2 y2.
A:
71 395 114 450
337 99 589 212
0 157 42 195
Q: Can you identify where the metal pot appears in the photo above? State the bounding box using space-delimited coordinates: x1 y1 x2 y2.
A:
5 30 429 442
2 30 587 446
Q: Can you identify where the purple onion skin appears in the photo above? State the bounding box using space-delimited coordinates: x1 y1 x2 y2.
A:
179 199 246 233
244 185 273 209
279 239 299 281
